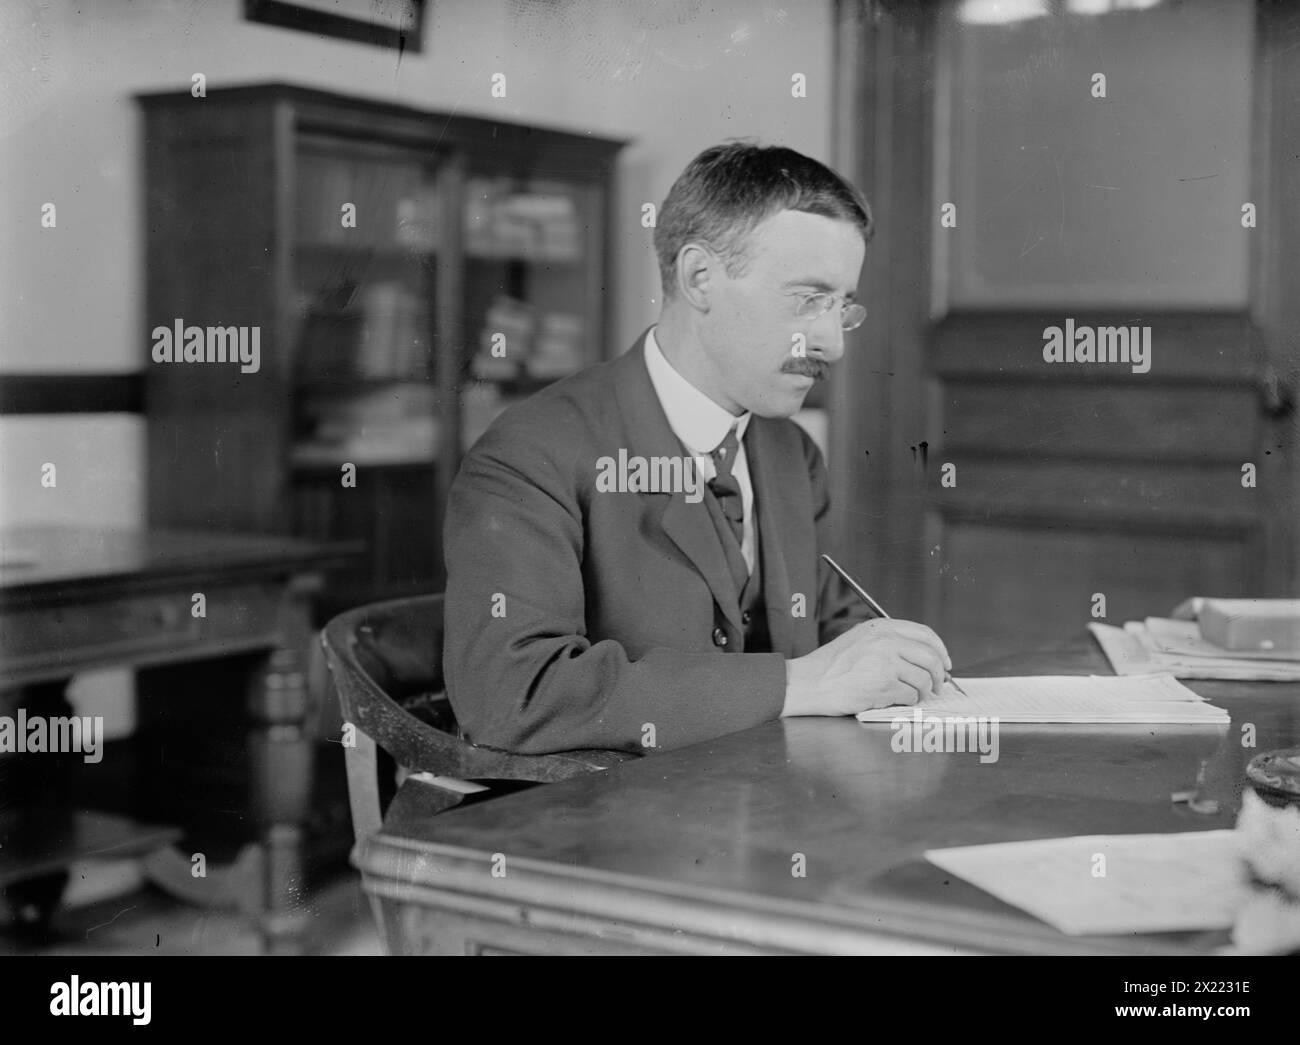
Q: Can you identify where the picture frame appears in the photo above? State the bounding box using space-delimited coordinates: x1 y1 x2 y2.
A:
244 0 426 53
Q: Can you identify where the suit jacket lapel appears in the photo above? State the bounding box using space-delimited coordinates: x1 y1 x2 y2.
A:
611 333 743 631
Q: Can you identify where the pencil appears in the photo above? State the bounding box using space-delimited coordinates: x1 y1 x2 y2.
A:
820 553 969 698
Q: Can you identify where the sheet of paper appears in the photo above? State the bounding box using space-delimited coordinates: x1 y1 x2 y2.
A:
926 830 1250 935
854 671 1228 724
1090 622 1300 681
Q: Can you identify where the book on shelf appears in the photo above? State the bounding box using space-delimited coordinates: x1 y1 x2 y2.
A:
299 280 432 382
297 151 441 252
358 283 400 377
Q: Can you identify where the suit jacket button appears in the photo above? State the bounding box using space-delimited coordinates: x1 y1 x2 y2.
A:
741 611 752 626
712 627 728 648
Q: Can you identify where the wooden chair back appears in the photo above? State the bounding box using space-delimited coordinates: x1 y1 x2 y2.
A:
320 593 629 846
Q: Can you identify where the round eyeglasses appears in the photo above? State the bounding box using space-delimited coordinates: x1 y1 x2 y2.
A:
790 291 868 331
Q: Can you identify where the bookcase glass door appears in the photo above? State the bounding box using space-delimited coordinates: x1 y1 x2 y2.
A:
288 135 445 604
458 173 602 451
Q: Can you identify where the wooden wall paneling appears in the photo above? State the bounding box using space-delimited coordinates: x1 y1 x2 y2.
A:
933 517 1257 664
1251 1 1300 598
918 4 1285 661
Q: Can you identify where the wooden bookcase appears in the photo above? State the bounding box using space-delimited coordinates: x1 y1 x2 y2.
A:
139 83 625 614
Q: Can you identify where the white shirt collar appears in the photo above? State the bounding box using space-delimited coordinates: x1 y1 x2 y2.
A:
643 326 751 456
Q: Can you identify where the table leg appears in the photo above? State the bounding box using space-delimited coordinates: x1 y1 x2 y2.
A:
245 623 316 955
133 587 320 954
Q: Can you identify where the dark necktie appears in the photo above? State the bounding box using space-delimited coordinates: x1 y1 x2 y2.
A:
709 425 745 551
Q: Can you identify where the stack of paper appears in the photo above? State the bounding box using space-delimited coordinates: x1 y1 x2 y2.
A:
855 672 1228 725
1090 620 1300 681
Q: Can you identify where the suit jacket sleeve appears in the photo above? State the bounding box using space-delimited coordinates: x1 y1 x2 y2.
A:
442 409 788 756
804 429 876 645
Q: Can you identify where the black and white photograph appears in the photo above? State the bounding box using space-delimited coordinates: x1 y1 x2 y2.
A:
1 0 1298 1007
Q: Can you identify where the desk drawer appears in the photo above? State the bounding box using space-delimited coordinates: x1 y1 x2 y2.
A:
0 582 283 681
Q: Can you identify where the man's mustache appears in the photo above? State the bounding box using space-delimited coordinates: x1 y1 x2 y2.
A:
781 357 831 381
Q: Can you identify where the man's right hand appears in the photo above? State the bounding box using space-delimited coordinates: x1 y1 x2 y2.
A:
781 619 953 718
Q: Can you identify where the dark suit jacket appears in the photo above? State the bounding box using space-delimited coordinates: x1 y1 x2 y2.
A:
443 331 872 754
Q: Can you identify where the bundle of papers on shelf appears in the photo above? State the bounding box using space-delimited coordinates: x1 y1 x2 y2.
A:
464 178 581 260
473 295 533 379
294 386 439 466
472 297 585 381
525 312 585 379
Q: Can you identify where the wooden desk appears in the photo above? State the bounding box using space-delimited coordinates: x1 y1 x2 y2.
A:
356 637 1298 955
0 526 358 951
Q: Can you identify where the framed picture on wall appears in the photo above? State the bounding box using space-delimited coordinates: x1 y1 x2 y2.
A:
929 1 1253 317
245 0 426 52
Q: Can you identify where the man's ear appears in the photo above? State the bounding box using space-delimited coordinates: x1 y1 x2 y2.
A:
675 243 714 311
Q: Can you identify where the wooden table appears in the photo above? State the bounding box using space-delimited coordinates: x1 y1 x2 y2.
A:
0 526 358 951
355 637 1299 955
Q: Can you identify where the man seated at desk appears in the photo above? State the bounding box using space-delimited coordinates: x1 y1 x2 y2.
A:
443 142 953 754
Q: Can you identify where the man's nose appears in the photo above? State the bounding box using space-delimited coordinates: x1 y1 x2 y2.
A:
809 313 846 363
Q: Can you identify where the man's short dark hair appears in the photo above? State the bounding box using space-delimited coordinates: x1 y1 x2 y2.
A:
654 140 873 298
